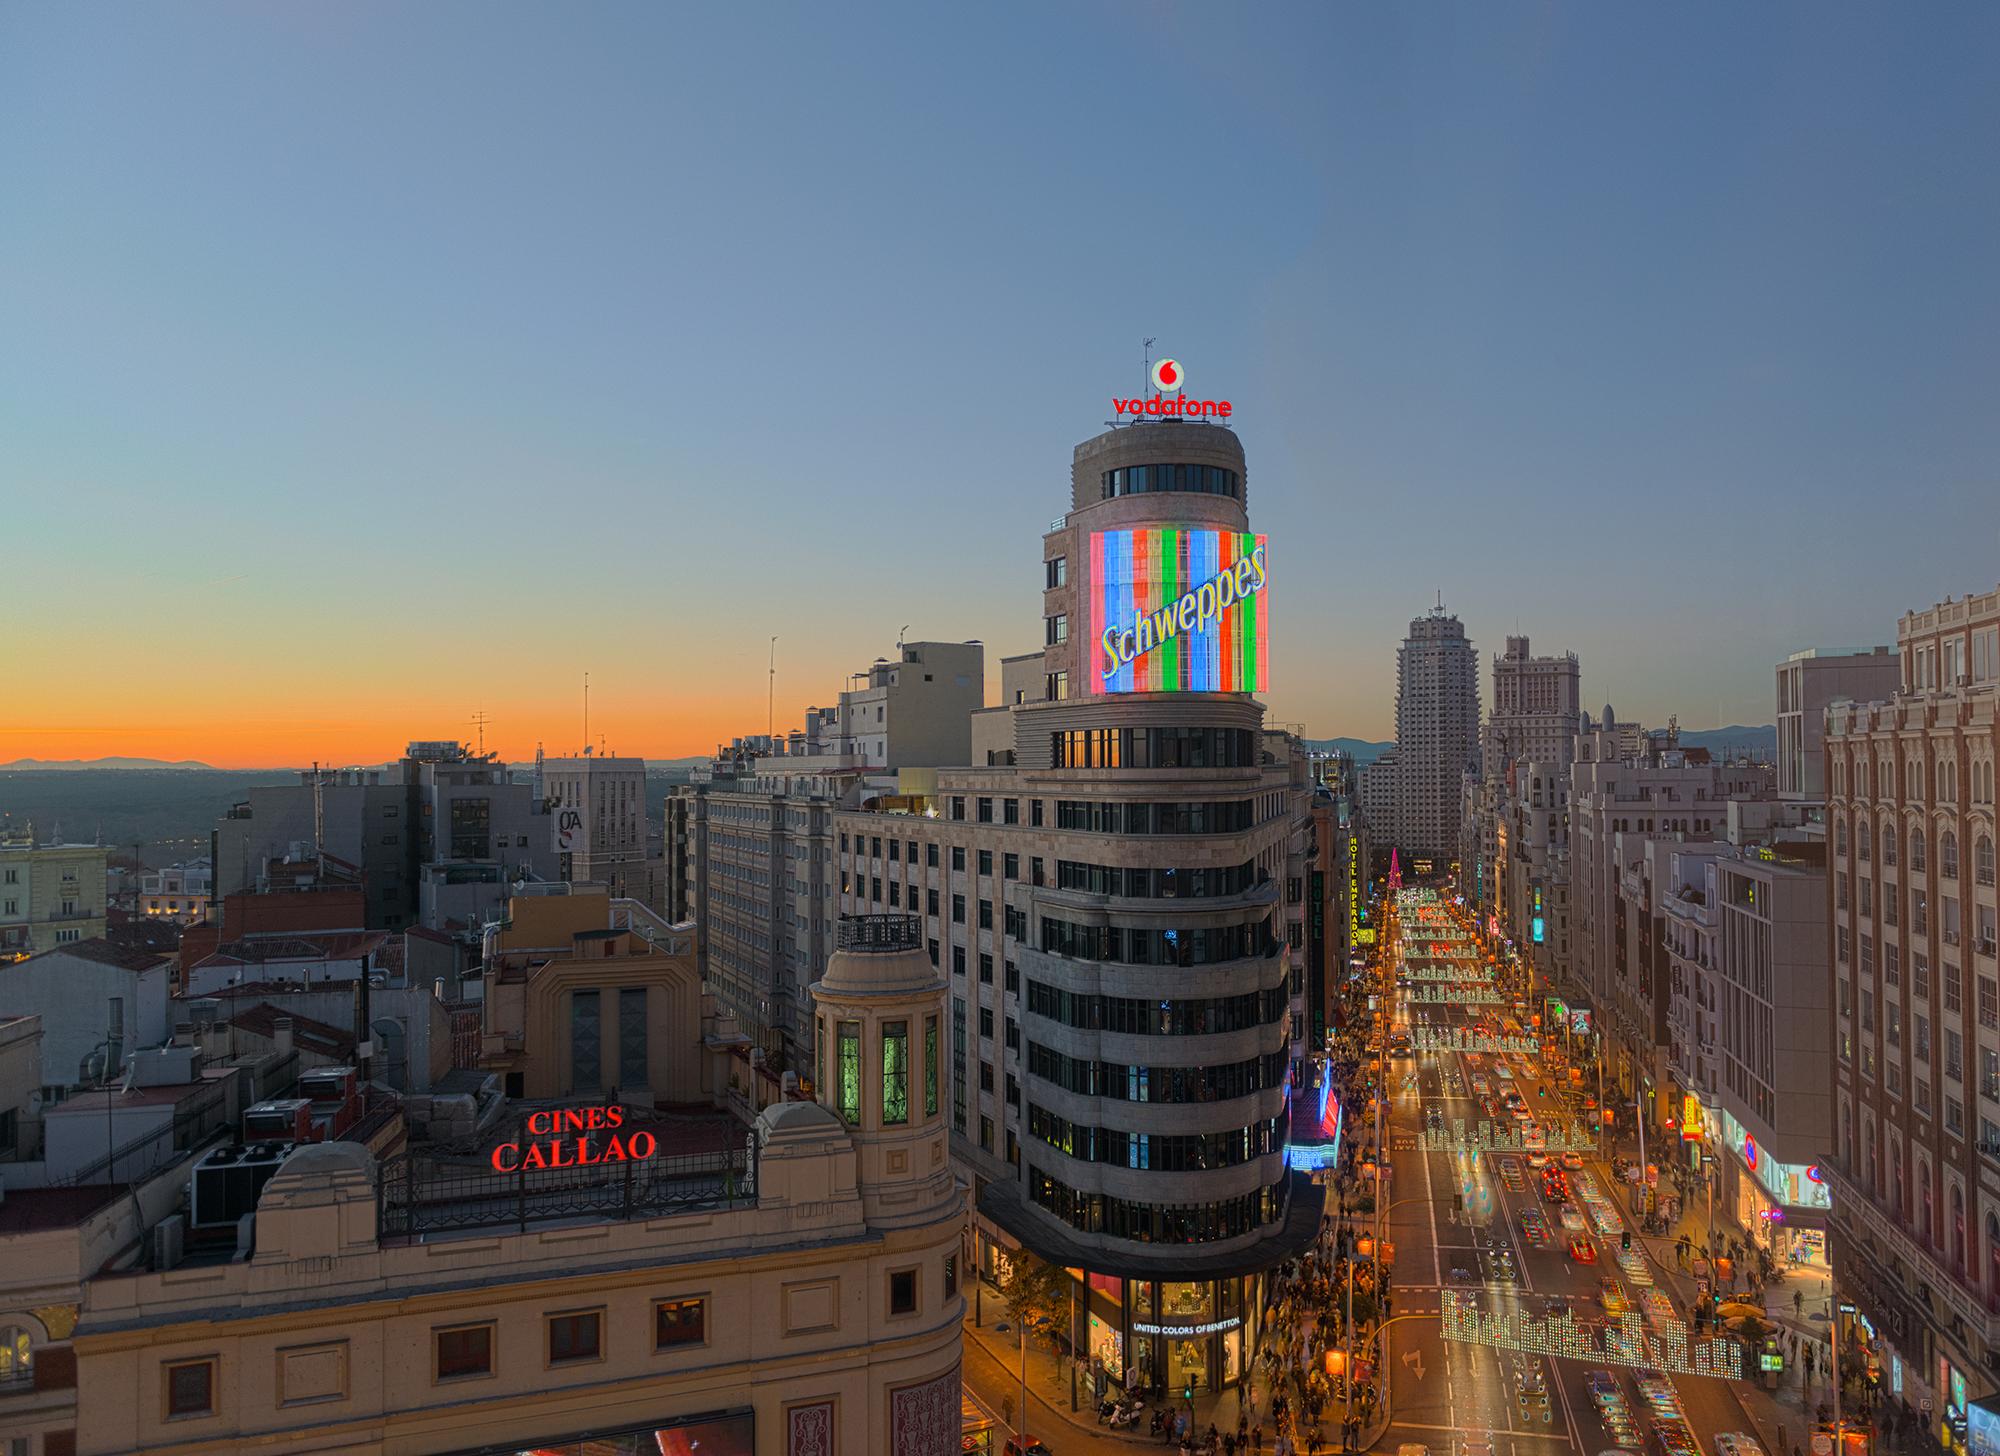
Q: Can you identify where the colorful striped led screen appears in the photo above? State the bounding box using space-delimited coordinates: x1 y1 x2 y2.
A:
1089 528 1269 694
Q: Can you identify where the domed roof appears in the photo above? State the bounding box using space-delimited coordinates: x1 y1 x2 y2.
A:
817 942 942 1001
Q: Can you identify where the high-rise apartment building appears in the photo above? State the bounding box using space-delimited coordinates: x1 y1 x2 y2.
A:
1568 721 1772 1124
1486 635 1582 774
1824 583 2000 1424
833 415 1317 1398
1386 604 1480 863
1468 635 1582 967
674 642 983 1068
1775 646 1899 798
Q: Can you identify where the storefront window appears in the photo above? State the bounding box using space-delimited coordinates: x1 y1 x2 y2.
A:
1162 1281 1212 1320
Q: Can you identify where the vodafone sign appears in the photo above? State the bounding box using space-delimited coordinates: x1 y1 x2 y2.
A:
1115 355 1232 420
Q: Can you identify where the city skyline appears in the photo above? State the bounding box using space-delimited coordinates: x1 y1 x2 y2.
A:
7 5 1997 767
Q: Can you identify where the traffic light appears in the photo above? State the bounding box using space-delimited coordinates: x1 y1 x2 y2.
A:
1621 1230 1632 1251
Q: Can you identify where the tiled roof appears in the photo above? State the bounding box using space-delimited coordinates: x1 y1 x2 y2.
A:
225 1002 356 1059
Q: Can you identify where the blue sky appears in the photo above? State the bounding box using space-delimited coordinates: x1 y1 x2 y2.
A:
4 3 1996 762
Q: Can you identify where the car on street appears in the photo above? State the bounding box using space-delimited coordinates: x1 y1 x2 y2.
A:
1715 1436 1768 1456
1599 1277 1629 1315
1569 1235 1598 1263
1542 1169 1568 1200
1004 1438 1056 1456
1561 1152 1586 1170
1560 1203 1588 1232
1516 1368 1552 1425
1526 1150 1551 1169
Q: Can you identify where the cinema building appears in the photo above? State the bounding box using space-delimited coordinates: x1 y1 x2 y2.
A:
836 415 1320 1398
66 917 967 1456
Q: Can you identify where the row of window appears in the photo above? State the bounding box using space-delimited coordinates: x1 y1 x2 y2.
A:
1025 978 1288 1036
1054 798 1258 835
1056 858 1262 900
163 1298 712 1419
1029 1165 1288 1244
1039 913 1275 966
1833 821 1997 886
1026 1103 1290 1170
1025 1043 1290 1102
1099 464 1241 500
1050 727 1261 771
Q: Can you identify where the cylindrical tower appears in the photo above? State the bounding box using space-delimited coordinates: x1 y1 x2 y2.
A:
990 417 1316 1396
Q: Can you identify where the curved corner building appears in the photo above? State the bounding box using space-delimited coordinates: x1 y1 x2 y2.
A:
835 415 1321 1397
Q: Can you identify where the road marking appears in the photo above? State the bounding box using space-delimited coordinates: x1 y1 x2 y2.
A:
1404 1350 1427 1380
1389 1420 1574 1441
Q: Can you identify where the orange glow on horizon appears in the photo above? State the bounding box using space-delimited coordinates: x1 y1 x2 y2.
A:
0 688 819 770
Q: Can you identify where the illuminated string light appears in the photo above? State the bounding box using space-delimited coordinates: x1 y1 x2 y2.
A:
1440 1291 1745 1380
1408 987 1508 1006
1419 1119 1596 1154
1409 1027 1540 1054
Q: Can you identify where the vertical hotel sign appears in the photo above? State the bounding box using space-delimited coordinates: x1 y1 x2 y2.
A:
1090 528 1268 694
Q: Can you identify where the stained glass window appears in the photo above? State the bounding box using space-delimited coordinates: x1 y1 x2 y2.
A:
883 1021 909 1125
838 1021 861 1125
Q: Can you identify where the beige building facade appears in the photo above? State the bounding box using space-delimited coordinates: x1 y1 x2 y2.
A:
68 916 967 1456
1824 583 2000 1421
0 840 109 961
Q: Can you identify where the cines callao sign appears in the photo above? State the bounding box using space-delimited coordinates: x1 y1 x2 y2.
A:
490 1104 659 1172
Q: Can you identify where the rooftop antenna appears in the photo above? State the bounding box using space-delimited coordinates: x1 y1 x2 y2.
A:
1142 337 1156 401
582 672 590 757
311 760 325 875
469 708 490 757
768 636 778 741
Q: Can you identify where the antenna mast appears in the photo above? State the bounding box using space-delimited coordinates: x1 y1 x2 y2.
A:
767 636 778 741
582 672 590 756
469 708 490 758
1142 337 1155 401
311 761 325 875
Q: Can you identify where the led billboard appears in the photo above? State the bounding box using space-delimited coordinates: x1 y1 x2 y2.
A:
1090 528 1268 694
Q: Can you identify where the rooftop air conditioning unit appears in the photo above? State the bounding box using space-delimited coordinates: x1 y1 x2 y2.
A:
153 1213 185 1271
190 1141 294 1230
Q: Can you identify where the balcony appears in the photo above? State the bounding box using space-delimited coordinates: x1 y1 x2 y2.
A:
1821 1158 2000 1344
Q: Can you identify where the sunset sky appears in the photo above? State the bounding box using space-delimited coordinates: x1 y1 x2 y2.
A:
6 4 1998 769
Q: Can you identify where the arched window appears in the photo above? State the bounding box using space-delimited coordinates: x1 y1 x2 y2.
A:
1978 836 1996 888
1942 832 1960 881
1912 828 1928 873
1953 1184 1968 1275
1835 817 1849 857
0 1327 29 1389
1859 762 1871 798
1988 1211 2000 1300
1883 826 1899 866
1859 817 1872 861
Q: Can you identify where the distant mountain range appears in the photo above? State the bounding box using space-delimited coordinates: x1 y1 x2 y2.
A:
1306 724 1777 767
0 756 217 771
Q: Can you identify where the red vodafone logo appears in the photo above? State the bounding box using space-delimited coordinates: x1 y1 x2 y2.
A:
1113 356 1230 421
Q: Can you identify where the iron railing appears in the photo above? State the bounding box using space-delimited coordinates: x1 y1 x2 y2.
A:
836 913 921 952
379 1133 756 1239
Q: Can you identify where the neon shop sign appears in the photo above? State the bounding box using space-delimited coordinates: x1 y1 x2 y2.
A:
1100 547 1268 682
491 1105 659 1172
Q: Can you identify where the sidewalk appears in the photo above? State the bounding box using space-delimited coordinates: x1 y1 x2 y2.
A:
963 1277 1395 1452
1593 1131 1835 1449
